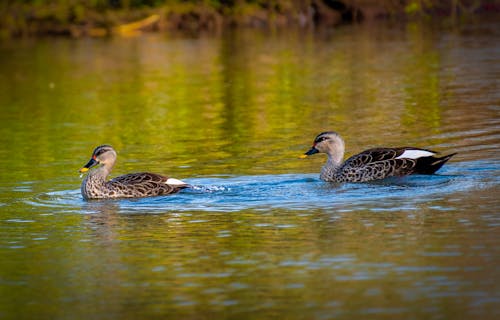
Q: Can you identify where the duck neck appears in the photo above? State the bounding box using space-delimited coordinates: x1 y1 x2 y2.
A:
320 152 344 181
83 165 110 189
327 150 344 168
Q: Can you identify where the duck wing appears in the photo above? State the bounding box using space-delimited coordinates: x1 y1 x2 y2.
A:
340 147 443 181
107 172 189 197
352 147 437 162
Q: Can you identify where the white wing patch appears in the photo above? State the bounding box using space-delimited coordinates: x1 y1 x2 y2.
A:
166 178 187 185
395 149 435 159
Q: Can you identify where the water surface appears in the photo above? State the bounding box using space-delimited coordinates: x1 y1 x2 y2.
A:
0 18 499 319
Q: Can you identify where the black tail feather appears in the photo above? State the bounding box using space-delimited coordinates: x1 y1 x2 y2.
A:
415 153 457 174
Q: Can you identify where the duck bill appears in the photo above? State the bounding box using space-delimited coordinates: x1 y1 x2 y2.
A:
79 158 98 173
300 146 319 158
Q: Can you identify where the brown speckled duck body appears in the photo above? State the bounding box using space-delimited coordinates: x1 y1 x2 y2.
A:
79 145 189 200
301 131 456 183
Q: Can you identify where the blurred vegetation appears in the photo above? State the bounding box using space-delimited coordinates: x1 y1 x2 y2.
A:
0 0 498 37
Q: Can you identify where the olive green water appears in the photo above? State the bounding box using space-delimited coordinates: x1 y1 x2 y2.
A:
0 19 499 319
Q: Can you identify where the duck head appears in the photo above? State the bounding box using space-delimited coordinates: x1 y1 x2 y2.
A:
301 131 345 160
79 145 117 173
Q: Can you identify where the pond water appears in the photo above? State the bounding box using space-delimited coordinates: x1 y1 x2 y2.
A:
0 18 499 319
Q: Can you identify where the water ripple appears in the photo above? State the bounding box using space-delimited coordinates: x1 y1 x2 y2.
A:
23 160 499 214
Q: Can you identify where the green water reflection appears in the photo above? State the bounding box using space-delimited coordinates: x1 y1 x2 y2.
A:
0 19 499 319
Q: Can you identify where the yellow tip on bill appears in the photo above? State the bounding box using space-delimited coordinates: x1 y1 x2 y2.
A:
299 154 308 159
79 167 89 173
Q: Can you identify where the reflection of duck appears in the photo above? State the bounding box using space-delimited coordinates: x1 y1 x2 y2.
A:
301 131 456 183
79 145 189 200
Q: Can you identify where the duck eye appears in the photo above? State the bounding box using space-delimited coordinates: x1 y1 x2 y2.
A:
94 149 108 157
95 150 103 157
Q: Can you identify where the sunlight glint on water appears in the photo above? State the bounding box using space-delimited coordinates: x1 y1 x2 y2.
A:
0 19 499 320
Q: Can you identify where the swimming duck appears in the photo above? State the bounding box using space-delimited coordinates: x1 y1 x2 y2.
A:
79 145 189 199
301 131 456 183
